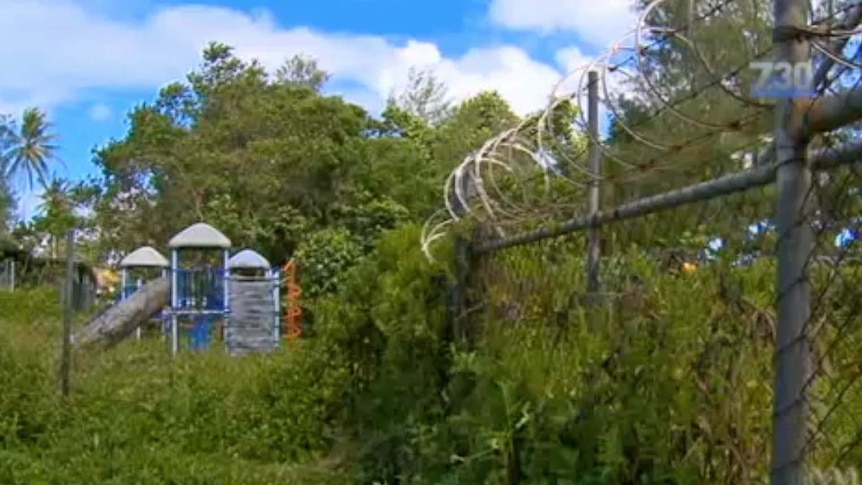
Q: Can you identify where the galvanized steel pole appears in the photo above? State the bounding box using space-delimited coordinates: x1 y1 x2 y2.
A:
586 70 602 298
771 0 813 480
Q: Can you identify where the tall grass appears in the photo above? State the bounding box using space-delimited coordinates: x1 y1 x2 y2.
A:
0 288 352 484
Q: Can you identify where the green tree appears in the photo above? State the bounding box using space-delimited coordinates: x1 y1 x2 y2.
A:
0 115 17 236
390 68 452 126
32 177 77 258
0 115 18 247
274 55 331 91
599 0 777 254
1 108 59 190
85 45 524 286
0 175 15 243
433 90 519 168
89 45 384 264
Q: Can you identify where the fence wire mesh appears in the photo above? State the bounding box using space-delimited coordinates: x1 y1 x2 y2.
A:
801 101 862 475
421 0 862 481
458 188 777 482
0 253 96 311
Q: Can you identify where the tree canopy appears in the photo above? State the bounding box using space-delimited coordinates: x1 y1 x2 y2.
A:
11 42 513 267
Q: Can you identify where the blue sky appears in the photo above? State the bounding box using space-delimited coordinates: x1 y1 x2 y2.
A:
1 0 636 219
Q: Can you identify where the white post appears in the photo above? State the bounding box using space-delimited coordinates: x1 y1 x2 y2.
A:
171 250 179 356
121 268 128 299
223 249 230 351
160 268 168 335
271 267 280 343
135 277 143 340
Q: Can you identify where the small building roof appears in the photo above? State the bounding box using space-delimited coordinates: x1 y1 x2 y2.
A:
168 222 231 249
228 249 271 270
119 246 170 268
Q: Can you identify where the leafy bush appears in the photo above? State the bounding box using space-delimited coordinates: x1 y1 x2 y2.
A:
294 227 363 299
305 233 781 483
427 249 776 484
308 224 452 483
336 195 410 252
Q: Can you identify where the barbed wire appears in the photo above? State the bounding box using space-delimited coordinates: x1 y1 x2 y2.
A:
419 0 862 479
421 0 862 261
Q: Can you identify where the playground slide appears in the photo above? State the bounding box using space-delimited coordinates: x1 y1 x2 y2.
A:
72 276 170 349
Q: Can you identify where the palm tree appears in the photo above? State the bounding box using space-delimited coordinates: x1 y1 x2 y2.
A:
34 177 75 258
0 173 14 234
1 108 59 190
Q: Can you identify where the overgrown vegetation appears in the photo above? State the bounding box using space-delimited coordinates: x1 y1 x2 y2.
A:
9 226 858 483
0 288 350 484
3 0 862 482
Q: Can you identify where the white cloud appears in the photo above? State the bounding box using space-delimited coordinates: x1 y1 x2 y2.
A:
88 103 112 121
555 46 594 72
0 0 587 117
14 188 43 222
488 0 638 48
552 46 596 96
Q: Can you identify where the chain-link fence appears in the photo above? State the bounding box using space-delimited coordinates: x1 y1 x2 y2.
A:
0 257 16 290
0 249 96 311
422 0 862 482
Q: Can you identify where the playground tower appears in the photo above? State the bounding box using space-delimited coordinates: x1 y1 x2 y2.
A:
167 222 231 355
226 249 280 355
118 246 169 340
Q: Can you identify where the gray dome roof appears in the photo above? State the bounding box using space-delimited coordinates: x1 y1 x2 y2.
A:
119 246 170 268
168 222 231 249
228 249 271 269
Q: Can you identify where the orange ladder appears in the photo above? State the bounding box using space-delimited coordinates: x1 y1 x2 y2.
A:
282 259 303 340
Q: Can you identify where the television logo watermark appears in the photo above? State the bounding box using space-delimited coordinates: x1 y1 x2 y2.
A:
806 466 859 485
750 60 815 98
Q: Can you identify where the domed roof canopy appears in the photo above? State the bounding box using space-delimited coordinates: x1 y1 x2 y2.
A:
168 222 231 249
228 249 271 270
119 246 170 268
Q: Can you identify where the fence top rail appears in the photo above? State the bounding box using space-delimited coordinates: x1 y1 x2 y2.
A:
475 139 862 254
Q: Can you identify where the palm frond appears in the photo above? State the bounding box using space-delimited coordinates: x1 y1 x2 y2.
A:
3 108 59 191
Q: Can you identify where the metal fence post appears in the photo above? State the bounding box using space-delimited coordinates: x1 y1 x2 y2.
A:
452 236 469 343
771 0 813 480
586 70 602 299
59 230 75 397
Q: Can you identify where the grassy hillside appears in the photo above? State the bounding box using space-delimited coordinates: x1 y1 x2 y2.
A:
2 226 861 484
0 288 352 484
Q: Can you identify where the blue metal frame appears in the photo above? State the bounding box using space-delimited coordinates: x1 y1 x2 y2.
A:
169 248 231 354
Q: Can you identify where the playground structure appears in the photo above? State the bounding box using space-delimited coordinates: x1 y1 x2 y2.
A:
118 246 169 340
225 249 280 355
79 222 303 355
167 223 231 354
282 258 303 340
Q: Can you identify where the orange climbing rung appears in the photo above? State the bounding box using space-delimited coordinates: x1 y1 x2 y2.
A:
282 259 303 340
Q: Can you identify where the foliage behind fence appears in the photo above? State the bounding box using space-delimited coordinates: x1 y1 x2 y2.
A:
420 0 862 482
0 249 96 311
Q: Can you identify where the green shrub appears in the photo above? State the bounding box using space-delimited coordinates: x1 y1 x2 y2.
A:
308 224 452 483
294 227 363 299
305 233 782 483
